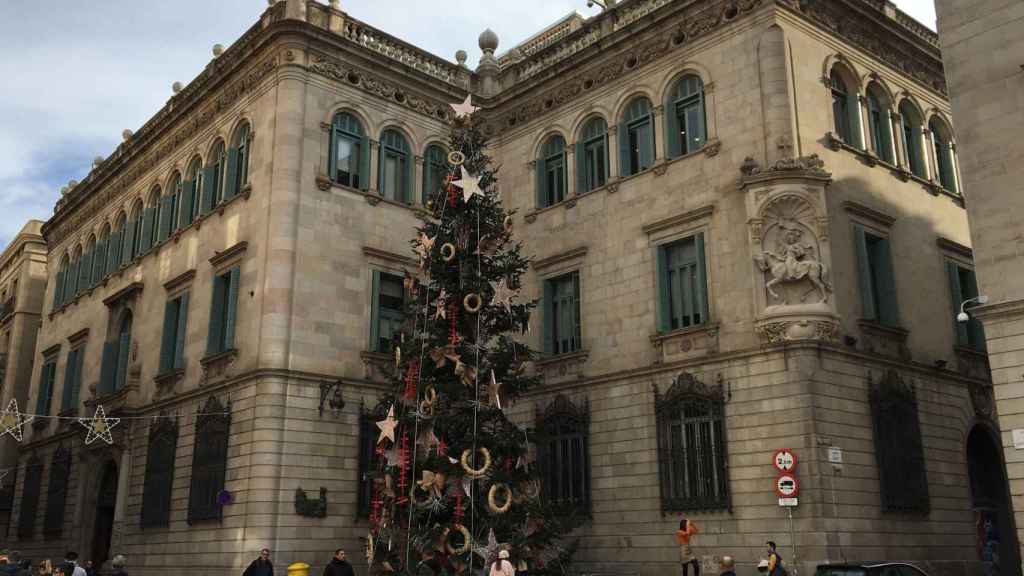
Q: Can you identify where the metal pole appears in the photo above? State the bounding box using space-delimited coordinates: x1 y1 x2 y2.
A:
788 507 799 576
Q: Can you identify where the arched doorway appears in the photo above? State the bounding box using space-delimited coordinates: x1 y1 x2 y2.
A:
91 461 118 568
967 424 1021 576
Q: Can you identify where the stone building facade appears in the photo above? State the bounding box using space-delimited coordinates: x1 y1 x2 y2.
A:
0 221 47 536
935 0 1024 571
0 1 1013 575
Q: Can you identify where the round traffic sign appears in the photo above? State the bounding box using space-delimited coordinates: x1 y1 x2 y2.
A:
775 473 799 498
772 449 797 472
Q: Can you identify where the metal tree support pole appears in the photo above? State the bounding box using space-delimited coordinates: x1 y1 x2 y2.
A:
788 507 799 576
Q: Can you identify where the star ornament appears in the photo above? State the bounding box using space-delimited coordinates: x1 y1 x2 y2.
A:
454 166 483 203
491 279 514 314
449 94 479 119
488 370 505 411
78 405 120 445
376 405 399 445
0 399 34 442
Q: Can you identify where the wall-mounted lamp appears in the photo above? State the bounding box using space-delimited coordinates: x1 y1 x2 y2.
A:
957 295 990 323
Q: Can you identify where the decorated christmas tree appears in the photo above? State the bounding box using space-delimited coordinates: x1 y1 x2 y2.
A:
366 105 578 576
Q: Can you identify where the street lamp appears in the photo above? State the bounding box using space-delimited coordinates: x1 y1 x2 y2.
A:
957 295 990 323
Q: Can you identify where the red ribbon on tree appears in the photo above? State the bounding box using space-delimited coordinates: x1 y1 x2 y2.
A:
402 361 420 401
454 491 464 522
396 432 411 505
449 302 460 345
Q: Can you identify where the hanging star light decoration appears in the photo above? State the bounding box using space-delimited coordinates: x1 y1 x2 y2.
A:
376 405 399 445
491 278 514 314
472 528 502 564
433 289 449 320
488 370 504 410
449 94 479 119
415 232 436 265
0 399 34 442
78 405 121 445
454 166 483 203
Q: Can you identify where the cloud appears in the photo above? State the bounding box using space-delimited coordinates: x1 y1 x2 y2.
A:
0 0 934 248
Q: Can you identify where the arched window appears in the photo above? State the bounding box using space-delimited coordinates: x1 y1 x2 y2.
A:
53 254 70 310
899 100 926 179
655 373 730 512
184 157 203 226
379 129 412 203
536 395 591 516
422 143 448 205
160 172 182 242
107 213 127 275
83 235 97 291
43 447 71 536
866 83 894 164
869 370 929 513
576 117 608 193
127 200 144 262
67 245 83 301
94 224 110 285
666 75 707 157
536 135 567 208
142 186 161 253
206 140 227 210
329 112 367 190
141 418 179 528
929 118 957 193
618 97 654 177
100 310 132 396
228 122 251 199
188 396 231 523
830 68 861 148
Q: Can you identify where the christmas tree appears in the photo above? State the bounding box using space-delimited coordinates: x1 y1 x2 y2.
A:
365 109 578 576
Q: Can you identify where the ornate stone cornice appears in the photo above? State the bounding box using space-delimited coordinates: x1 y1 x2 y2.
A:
642 205 715 236
936 237 973 260
532 246 588 272
362 246 415 267
843 200 896 228
209 241 249 268
163 269 197 293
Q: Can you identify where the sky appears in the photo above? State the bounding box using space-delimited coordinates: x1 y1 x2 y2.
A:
0 0 938 249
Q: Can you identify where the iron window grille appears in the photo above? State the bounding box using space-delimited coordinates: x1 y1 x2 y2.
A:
535 395 591 519
17 458 43 539
187 396 231 524
869 370 930 514
43 447 71 537
141 417 179 528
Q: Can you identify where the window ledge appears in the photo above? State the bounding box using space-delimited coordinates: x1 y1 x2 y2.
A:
31 418 49 431
857 319 910 360
317 177 421 212
88 382 137 413
650 323 720 364
200 349 238 382
154 368 186 394
954 345 989 381
536 349 589 383
360 350 394 383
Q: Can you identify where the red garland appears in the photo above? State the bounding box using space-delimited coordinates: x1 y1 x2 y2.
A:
449 302 460 345
437 438 447 456
396 433 411 505
447 181 458 208
402 361 420 401
454 491 464 522
370 482 382 525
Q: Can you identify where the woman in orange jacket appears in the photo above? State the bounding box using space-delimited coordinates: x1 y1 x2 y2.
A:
677 518 700 576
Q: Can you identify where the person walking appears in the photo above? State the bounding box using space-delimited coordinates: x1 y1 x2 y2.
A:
766 541 786 576
110 555 128 576
676 518 701 576
322 550 353 576
488 551 514 576
242 550 273 576
59 553 85 576
719 557 736 576
35 560 52 576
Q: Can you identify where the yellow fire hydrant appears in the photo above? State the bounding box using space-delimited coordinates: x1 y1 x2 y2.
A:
288 563 310 576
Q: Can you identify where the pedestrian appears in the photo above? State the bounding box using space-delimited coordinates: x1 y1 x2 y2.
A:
60 553 85 576
676 518 700 576
322 550 353 576
83 561 95 576
35 560 51 576
488 550 514 576
242 549 273 576
719 556 736 576
111 555 128 576
18 560 32 576
766 541 786 576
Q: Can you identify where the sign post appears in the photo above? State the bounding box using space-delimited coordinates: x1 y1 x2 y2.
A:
772 450 800 576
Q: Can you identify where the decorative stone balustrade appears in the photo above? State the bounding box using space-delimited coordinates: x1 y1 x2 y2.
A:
337 18 463 86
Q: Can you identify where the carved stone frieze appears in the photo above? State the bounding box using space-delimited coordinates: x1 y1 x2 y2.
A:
755 318 839 344
307 52 452 122
740 154 831 179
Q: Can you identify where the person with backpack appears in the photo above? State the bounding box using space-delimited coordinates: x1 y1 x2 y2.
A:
766 541 786 576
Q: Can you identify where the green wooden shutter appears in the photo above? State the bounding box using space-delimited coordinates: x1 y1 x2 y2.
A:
848 93 863 149
115 330 131 392
99 341 116 397
359 136 371 191
92 239 105 285
535 157 546 208
618 122 630 177
180 180 195 226
696 92 707 147
695 232 709 325
853 225 877 321
572 272 581 351
175 292 190 369
35 363 51 415
377 147 385 198
875 237 899 327
656 245 671 332
225 148 240 200
140 207 155 254
403 153 414 204
967 270 986 351
328 129 338 182
224 266 240 351
666 98 682 158
52 270 65 310
106 230 121 275
157 196 173 242
71 347 84 410
369 270 381 351
66 260 78 301
79 252 92 295
542 280 555 355
201 167 216 214
641 115 655 167
575 141 586 193
60 349 78 413
121 220 136 266
946 261 967 346
159 299 177 374
207 275 226 356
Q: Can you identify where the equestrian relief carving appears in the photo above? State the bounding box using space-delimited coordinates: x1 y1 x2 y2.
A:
754 220 832 304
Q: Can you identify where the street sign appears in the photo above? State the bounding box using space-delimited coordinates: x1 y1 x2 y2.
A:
773 449 797 472
828 446 843 464
776 473 799 498
778 497 799 507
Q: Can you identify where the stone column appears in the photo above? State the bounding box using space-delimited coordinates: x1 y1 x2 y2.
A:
949 143 962 193
414 155 424 206
857 94 870 152
922 127 935 181
111 446 131 554
757 25 796 163
652 105 665 162
369 140 380 195
890 112 905 169
565 145 576 198
607 125 619 180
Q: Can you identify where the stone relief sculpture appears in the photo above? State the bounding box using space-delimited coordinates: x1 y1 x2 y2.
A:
754 221 832 304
